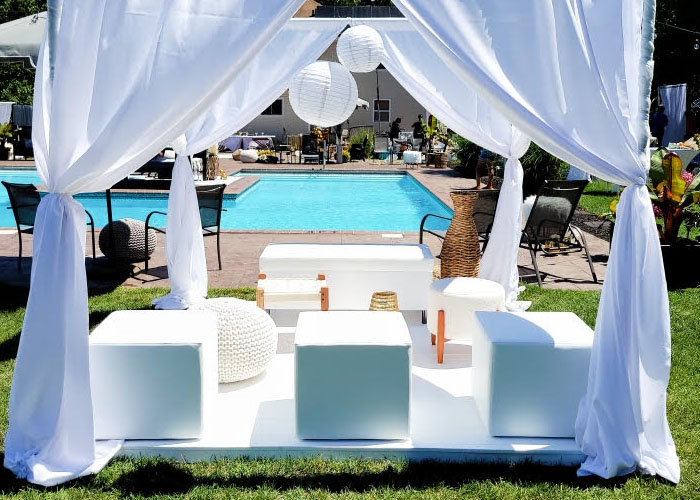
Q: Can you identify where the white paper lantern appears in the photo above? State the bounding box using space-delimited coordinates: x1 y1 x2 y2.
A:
289 61 358 128
336 25 384 73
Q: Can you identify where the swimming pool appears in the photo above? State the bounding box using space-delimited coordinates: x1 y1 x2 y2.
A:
0 169 453 232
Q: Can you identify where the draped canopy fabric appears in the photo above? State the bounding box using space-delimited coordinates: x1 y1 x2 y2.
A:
364 18 530 307
393 0 679 483
154 19 347 310
3 0 305 486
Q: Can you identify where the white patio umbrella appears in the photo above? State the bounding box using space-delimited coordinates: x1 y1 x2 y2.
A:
0 12 45 68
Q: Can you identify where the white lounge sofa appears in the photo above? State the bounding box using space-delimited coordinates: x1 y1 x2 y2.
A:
259 243 434 312
89 310 218 440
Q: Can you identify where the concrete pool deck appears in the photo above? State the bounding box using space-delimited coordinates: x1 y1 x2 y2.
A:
0 159 607 292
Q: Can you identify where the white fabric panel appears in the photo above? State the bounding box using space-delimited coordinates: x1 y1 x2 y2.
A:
394 0 679 482
154 19 345 310
367 19 530 304
4 0 304 486
658 84 686 145
0 101 13 123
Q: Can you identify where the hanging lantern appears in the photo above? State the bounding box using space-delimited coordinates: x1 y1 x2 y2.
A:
289 61 358 128
336 25 384 73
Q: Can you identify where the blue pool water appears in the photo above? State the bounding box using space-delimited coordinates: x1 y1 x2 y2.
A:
0 169 453 232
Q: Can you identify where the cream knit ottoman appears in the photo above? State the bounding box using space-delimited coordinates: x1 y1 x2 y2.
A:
194 298 277 383
428 277 505 363
473 311 593 437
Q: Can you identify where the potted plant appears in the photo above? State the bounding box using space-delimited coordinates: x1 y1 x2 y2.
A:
649 147 700 288
0 123 15 160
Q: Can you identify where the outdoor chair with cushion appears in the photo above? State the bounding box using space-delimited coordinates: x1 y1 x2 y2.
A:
520 179 597 286
419 188 500 257
145 184 226 271
2 181 96 270
301 134 319 164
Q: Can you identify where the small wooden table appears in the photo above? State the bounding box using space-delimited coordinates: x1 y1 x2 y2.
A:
256 273 328 311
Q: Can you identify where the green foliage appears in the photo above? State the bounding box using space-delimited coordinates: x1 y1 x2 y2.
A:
348 128 374 158
450 134 482 176
521 142 569 197
0 0 45 24
342 149 351 163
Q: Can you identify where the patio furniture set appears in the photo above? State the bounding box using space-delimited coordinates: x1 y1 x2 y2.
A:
87 241 594 444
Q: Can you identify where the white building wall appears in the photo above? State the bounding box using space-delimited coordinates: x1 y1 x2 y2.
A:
241 40 425 141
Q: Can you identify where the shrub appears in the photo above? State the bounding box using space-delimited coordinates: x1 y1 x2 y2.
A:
348 128 374 159
450 134 483 176
520 143 569 197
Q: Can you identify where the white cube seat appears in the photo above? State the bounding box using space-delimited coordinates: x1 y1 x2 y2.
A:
473 311 593 438
402 150 422 164
89 310 218 440
295 311 412 440
259 243 434 311
428 277 505 363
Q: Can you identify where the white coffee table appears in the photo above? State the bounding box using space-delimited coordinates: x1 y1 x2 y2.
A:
294 311 412 440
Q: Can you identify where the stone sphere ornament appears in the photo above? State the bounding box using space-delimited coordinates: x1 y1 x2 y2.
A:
336 25 384 73
289 61 358 128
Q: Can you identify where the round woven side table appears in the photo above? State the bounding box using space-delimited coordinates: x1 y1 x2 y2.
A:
440 190 480 279
369 291 399 312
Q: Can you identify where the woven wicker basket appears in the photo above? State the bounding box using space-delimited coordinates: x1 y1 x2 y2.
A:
440 190 480 278
369 291 400 312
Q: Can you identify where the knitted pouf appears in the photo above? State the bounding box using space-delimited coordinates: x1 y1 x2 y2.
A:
194 297 277 383
99 218 157 263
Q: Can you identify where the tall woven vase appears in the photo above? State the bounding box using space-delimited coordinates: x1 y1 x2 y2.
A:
440 190 480 278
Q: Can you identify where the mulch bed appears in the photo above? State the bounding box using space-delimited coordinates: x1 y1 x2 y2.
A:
572 209 613 242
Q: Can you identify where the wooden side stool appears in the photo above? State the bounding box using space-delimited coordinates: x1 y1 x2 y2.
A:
256 274 329 312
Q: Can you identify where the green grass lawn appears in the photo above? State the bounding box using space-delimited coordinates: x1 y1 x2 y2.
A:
0 285 698 499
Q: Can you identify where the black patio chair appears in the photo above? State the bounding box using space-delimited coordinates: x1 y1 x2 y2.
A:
300 134 319 164
144 184 226 271
2 181 96 271
521 179 597 286
419 189 500 257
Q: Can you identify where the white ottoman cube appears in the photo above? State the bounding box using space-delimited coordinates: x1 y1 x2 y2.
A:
428 277 505 363
194 297 277 383
473 311 593 437
402 150 421 164
295 311 412 440
89 310 218 439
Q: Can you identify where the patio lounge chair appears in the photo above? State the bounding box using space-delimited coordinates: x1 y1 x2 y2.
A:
301 134 319 164
2 181 96 270
520 179 597 286
419 188 500 256
144 184 226 271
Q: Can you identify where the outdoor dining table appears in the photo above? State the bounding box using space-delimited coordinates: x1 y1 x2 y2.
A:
220 135 275 152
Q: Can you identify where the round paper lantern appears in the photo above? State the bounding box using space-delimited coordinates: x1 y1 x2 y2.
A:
289 61 358 128
336 25 384 73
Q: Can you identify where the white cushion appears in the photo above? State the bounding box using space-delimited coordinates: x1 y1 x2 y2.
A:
473 311 593 438
403 150 421 164
428 277 505 341
260 243 434 273
89 310 218 440
239 149 258 163
295 311 412 439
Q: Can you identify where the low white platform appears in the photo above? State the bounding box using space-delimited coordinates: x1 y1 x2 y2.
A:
118 312 584 465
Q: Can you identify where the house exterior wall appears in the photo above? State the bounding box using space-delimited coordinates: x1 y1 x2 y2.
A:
241 40 426 142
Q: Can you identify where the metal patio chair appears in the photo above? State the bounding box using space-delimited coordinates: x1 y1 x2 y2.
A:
145 184 226 271
419 188 500 257
521 179 597 286
2 181 96 270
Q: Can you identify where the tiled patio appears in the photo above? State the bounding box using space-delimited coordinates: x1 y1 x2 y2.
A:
0 159 608 291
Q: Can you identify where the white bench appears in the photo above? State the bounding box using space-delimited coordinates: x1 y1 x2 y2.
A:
259 243 434 312
89 310 218 440
473 311 593 438
295 311 412 440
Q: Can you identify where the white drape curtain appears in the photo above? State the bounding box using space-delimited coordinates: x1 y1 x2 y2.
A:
4 0 304 486
394 0 679 482
154 19 346 310
370 19 530 306
658 84 686 145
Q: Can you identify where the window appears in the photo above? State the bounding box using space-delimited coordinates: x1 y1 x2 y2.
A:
373 99 391 123
261 99 283 116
